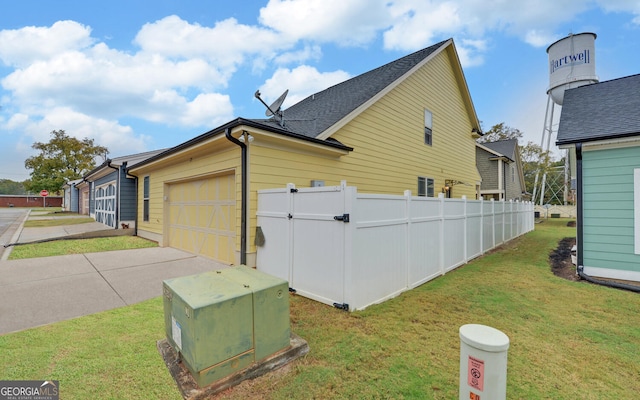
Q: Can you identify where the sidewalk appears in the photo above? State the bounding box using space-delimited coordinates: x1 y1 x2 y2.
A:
0 214 228 335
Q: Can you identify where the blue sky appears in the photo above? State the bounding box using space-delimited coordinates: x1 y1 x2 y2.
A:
1 1 639 182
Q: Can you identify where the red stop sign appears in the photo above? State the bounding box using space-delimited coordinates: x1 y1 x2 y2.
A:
40 189 49 197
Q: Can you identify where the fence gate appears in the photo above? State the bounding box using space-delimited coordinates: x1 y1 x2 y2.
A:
257 183 352 309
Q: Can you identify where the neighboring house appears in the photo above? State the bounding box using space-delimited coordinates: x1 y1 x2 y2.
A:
128 38 483 266
62 179 83 213
556 73 640 283
84 149 166 229
76 180 90 215
476 139 527 201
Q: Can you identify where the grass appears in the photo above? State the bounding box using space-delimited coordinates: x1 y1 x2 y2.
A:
1 219 639 399
8 236 158 260
23 217 95 228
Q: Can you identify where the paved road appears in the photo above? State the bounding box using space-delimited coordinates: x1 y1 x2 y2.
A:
0 209 230 334
0 208 28 258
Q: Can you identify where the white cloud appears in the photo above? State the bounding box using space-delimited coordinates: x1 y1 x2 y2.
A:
0 20 93 67
274 45 323 65
134 15 285 70
383 1 462 51
0 19 238 136
456 39 487 68
260 66 352 108
596 0 640 25
180 93 234 126
524 30 558 48
259 0 391 46
7 107 149 157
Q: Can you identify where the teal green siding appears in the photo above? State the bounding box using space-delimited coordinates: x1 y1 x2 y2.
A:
582 146 640 273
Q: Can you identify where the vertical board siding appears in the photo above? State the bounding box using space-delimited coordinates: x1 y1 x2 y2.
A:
119 168 137 222
257 185 534 310
583 146 640 273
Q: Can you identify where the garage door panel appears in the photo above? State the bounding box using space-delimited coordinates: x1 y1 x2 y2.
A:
168 175 236 264
95 182 116 228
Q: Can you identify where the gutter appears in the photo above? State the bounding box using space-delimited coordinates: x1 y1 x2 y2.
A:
225 128 247 265
130 118 353 173
574 143 640 293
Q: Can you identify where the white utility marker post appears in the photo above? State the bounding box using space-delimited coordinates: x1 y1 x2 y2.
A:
459 324 510 400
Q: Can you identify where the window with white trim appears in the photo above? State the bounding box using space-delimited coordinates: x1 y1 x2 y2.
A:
424 109 433 146
143 176 150 222
418 177 435 197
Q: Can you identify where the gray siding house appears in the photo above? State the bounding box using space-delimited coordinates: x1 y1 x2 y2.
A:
62 179 82 213
84 149 165 229
556 73 640 283
476 139 526 201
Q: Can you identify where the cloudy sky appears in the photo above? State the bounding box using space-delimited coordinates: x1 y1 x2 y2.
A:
1 0 639 182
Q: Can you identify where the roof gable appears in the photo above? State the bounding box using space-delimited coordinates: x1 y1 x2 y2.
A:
557 74 640 145
85 149 168 180
480 139 518 161
253 39 479 140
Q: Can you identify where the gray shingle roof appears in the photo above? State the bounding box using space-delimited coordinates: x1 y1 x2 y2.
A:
252 39 450 138
556 74 640 145
481 139 518 162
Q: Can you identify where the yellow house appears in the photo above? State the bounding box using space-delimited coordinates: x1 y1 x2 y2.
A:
128 38 482 267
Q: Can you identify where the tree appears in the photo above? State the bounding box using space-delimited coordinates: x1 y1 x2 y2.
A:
24 130 109 193
0 179 27 195
520 141 551 196
476 122 523 143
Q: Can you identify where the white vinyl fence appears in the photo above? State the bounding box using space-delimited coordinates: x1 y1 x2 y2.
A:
256 182 534 311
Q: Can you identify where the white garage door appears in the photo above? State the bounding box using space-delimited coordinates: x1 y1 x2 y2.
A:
168 175 236 264
95 182 116 228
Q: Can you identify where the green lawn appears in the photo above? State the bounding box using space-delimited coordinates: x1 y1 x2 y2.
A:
8 236 158 260
23 217 95 228
1 219 639 399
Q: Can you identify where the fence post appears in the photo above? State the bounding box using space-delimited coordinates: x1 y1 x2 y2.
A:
462 195 468 263
490 199 495 250
342 183 355 310
286 183 296 283
404 190 412 289
479 197 484 254
439 192 445 276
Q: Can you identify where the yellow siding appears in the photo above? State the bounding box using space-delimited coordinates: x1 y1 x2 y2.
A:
249 47 478 198
246 46 481 254
132 140 243 261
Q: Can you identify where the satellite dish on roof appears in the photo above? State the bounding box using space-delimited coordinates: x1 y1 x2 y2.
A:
254 89 288 127
265 89 288 117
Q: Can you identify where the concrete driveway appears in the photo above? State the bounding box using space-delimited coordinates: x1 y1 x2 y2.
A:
0 210 229 335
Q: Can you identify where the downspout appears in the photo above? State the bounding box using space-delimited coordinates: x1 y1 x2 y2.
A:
107 160 120 229
574 143 640 293
125 168 138 237
225 128 247 265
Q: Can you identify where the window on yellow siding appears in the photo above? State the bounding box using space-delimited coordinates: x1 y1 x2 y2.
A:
143 176 150 222
418 177 434 197
424 109 433 146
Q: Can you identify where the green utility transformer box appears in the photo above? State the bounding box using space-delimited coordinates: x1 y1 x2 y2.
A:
162 266 290 387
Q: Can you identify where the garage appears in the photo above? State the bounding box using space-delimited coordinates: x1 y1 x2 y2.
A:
167 174 236 264
95 182 116 228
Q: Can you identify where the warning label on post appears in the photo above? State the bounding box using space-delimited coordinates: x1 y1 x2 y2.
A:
468 356 485 391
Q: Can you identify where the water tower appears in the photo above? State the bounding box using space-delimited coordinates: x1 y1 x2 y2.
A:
533 33 598 205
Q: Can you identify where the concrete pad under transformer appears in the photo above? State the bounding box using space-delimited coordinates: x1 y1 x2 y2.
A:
157 334 309 400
